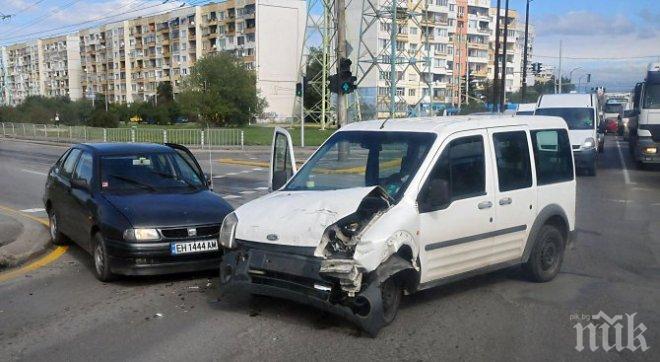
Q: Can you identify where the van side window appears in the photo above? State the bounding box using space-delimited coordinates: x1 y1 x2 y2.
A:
420 135 485 209
530 129 574 185
493 131 533 191
61 149 82 179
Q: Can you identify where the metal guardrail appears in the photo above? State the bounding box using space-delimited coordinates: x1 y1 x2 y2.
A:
0 122 244 149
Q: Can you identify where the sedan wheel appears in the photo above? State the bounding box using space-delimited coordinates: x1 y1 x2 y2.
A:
92 233 116 282
48 211 66 245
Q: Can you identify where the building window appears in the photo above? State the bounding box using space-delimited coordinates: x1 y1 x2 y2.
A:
408 88 416 96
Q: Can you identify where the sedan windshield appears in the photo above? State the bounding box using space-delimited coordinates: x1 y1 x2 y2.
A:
535 108 595 130
100 152 204 193
284 131 436 201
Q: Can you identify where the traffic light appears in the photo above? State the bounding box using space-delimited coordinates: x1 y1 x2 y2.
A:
586 73 591 83
531 62 542 75
295 76 307 97
329 58 357 94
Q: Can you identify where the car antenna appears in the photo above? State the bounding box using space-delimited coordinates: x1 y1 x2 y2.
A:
379 117 392 129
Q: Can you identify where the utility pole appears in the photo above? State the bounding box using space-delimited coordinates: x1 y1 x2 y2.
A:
389 0 398 118
500 0 510 112
336 0 348 127
521 0 530 103
557 40 562 94
300 76 305 147
492 0 501 112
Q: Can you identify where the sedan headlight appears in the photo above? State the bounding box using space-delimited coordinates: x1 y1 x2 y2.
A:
123 228 160 242
581 137 596 149
219 212 238 249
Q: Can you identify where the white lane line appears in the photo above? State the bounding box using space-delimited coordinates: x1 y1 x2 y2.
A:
213 175 226 179
20 168 48 176
615 141 632 185
21 208 46 213
239 190 256 195
254 187 269 191
224 195 241 199
252 168 263 171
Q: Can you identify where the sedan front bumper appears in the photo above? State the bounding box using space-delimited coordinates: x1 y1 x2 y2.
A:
105 238 221 276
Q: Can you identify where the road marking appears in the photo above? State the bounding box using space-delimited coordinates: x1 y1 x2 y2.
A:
20 168 48 176
239 190 256 195
252 168 263 171
0 204 68 283
224 195 241 199
615 141 632 185
20 208 46 213
255 187 269 191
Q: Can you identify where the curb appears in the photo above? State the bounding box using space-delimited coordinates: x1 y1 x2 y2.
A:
0 206 53 271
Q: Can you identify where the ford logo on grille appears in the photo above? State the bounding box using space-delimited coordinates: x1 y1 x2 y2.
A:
187 228 197 237
267 234 279 241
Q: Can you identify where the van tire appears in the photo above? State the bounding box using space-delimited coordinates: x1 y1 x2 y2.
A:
523 224 565 283
380 276 402 325
92 233 116 282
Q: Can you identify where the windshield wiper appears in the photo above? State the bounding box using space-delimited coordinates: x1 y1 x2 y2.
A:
151 171 201 190
107 174 156 192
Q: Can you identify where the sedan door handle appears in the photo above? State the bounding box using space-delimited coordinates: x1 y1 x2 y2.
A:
499 197 513 206
477 201 493 209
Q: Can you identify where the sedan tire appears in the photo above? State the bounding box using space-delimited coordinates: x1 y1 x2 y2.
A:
93 233 116 282
48 211 66 246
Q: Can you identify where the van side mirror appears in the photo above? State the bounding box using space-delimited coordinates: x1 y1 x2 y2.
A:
71 178 89 191
419 179 450 212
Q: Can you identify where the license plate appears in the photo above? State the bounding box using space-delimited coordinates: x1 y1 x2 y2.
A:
170 240 219 255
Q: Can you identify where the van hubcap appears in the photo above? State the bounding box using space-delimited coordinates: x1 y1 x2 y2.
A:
540 241 557 270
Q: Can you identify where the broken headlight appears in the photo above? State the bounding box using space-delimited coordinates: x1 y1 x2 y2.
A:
219 212 238 249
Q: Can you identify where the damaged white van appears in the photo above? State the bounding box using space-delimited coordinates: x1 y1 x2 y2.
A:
218 116 576 336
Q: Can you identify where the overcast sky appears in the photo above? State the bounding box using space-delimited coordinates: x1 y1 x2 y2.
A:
1 0 659 91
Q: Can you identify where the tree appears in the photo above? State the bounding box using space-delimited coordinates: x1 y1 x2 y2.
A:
178 52 266 126
89 109 119 127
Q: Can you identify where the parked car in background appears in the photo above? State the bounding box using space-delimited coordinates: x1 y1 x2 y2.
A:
219 116 576 336
516 103 537 115
535 93 600 175
602 102 623 134
44 143 233 281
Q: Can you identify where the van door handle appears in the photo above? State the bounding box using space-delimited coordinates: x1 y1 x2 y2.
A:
499 197 513 206
477 201 492 209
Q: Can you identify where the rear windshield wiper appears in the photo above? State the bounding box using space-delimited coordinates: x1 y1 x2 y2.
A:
107 174 156 192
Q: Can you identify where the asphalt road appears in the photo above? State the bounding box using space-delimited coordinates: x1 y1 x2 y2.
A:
0 136 658 361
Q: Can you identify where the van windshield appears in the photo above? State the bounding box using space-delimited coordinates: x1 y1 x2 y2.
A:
535 108 595 130
643 84 660 109
284 131 436 201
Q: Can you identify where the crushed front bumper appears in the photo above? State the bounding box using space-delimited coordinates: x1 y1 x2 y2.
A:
219 240 389 336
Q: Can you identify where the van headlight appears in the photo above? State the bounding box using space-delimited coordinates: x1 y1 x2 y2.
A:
581 137 596 150
124 228 160 242
219 212 238 249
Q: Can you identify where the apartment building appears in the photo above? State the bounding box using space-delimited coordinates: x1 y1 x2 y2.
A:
2 0 305 120
347 0 531 117
489 7 529 94
1 41 41 106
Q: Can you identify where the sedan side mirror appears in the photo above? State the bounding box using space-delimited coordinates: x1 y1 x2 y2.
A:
71 178 89 191
204 173 213 188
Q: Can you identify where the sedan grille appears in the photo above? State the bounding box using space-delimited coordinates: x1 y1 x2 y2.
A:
160 224 220 239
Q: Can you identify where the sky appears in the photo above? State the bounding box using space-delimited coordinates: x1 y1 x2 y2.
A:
1 0 659 91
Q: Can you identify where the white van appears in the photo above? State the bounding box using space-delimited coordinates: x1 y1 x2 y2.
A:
219 116 576 336
535 94 600 175
516 103 537 115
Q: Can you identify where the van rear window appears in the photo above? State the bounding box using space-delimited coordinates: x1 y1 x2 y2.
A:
535 108 594 130
530 129 574 185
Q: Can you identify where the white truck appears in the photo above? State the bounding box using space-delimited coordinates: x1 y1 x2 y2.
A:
629 63 660 167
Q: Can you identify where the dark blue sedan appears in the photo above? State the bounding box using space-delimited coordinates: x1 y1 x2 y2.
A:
43 143 233 281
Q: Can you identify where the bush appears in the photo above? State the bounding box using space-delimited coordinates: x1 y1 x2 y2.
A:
89 110 119 128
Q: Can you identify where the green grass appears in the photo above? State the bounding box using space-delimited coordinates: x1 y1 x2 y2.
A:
119 122 336 147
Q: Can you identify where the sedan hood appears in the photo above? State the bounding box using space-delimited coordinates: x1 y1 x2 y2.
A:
103 190 233 228
234 186 379 247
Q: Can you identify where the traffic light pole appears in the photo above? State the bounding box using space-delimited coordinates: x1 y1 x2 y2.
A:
300 76 305 147
521 0 530 103
336 0 348 128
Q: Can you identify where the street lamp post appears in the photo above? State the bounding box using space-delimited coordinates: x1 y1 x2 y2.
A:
568 66 583 92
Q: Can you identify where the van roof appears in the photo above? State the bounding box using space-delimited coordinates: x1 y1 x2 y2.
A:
537 93 594 108
517 103 537 112
339 115 567 134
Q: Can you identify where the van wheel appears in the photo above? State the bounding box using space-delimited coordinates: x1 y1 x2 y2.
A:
380 276 402 325
92 233 116 282
523 225 565 283
48 210 66 245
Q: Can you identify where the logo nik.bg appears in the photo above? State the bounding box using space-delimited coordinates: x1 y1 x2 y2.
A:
573 311 650 352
